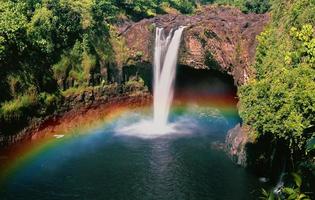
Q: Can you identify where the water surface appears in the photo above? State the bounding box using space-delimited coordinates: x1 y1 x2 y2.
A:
0 106 264 200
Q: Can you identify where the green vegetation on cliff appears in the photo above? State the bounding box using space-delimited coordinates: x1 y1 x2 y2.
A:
0 0 202 133
238 0 315 197
206 0 270 14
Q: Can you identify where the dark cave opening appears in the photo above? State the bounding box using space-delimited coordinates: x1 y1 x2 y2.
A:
123 64 239 107
174 65 238 103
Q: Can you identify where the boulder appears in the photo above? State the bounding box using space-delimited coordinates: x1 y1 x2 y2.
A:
225 124 252 166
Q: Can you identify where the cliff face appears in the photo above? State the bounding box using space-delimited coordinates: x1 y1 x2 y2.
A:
120 6 269 84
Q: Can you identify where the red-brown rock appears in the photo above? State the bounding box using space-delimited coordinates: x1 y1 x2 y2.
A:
120 6 269 84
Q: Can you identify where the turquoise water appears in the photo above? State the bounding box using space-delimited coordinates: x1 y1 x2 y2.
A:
0 107 264 200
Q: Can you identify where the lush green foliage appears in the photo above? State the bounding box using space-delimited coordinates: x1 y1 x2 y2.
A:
0 1 199 104
281 173 310 200
202 0 270 14
0 0 270 103
0 0 199 103
260 173 311 200
1 93 37 120
0 0 213 134
239 0 315 196
240 0 315 145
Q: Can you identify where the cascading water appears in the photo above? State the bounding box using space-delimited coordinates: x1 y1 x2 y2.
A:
116 26 187 138
153 27 185 128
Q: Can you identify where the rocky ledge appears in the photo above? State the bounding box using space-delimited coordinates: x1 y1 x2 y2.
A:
120 6 269 84
0 84 151 147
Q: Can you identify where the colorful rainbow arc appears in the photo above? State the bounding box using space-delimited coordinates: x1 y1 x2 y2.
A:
0 96 239 185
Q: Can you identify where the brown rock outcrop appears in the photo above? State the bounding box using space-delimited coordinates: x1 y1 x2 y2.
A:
120 6 269 84
225 124 252 166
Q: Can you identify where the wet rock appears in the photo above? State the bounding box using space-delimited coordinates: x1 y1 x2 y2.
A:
225 124 252 166
76 93 85 103
84 90 94 104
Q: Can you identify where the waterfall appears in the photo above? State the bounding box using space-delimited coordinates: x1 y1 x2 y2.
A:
153 27 185 128
116 26 185 138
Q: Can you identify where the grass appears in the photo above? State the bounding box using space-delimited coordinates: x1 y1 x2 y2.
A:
0 94 37 120
61 86 94 97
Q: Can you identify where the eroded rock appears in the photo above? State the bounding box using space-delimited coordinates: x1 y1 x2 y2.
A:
225 123 252 166
120 6 269 84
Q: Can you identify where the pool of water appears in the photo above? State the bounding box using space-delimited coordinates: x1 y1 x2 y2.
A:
0 106 264 200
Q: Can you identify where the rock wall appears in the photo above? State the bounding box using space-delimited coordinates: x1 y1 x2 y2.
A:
119 6 269 167
120 6 269 84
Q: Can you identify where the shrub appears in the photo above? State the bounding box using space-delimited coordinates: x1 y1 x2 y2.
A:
0 93 37 121
238 1 315 193
124 76 147 94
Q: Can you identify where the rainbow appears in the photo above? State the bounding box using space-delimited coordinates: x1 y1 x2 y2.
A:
0 94 239 186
